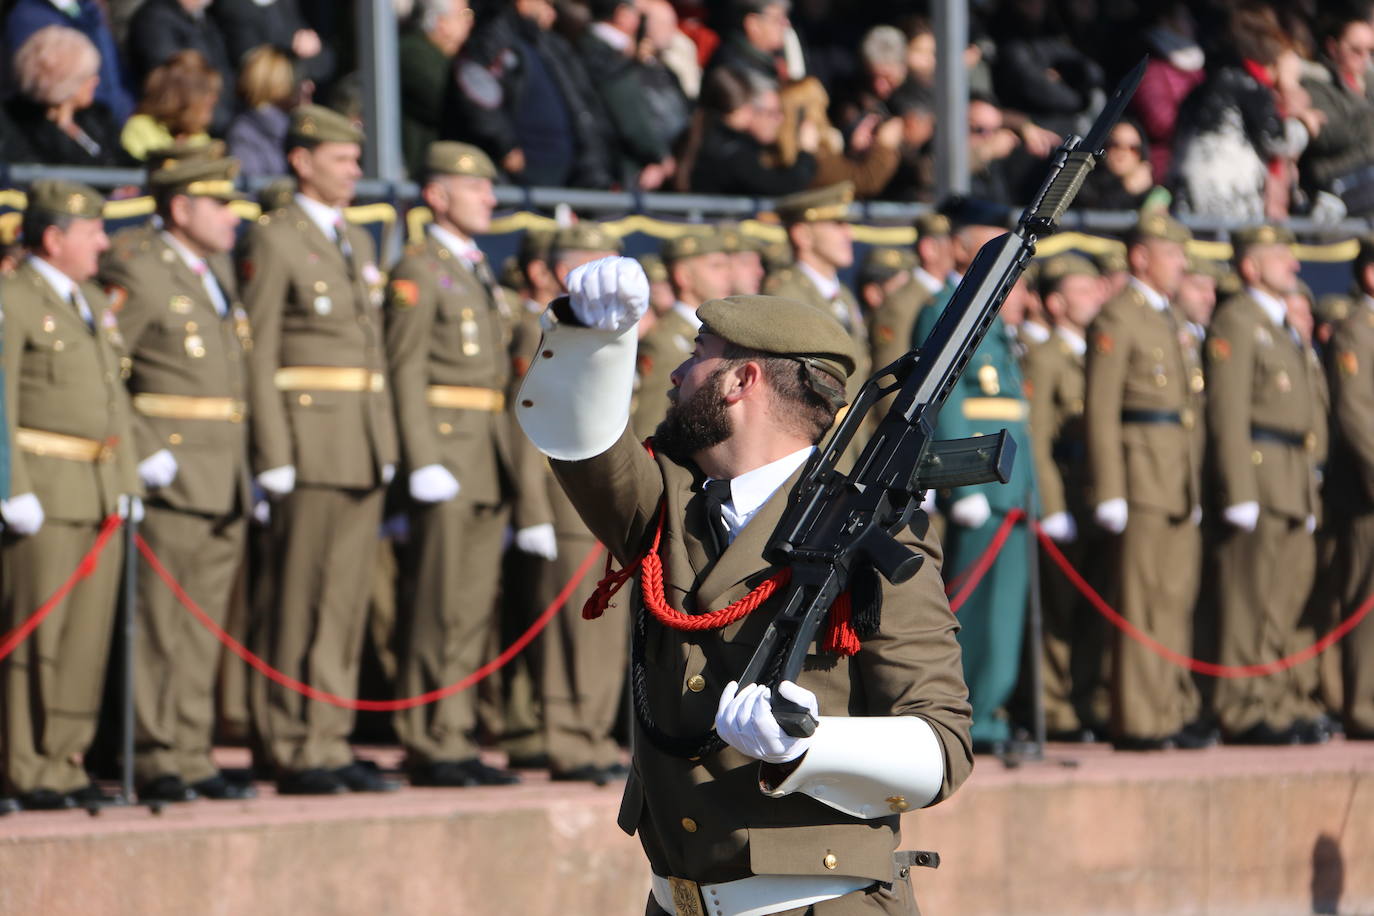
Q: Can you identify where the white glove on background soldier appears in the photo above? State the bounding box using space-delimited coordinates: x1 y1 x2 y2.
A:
1095 497 1128 534
256 465 296 497
138 449 178 489
117 494 145 523
1039 511 1077 543
0 493 45 536
514 523 558 560
715 680 818 764
1223 501 1260 532
949 492 991 529
566 256 650 332
409 463 460 503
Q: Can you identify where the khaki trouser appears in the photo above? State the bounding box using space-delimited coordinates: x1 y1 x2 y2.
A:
1110 508 1201 740
1212 512 1318 735
2 520 124 794
394 498 506 765
134 505 245 785
1293 526 1343 717
1336 513 1374 734
1040 527 1110 734
251 486 383 773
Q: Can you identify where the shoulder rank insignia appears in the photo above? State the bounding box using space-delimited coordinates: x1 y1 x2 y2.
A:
876 325 895 344
1338 350 1359 377
637 353 653 375
105 285 127 313
1208 337 1231 361
1094 332 1113 354
390 278 419 308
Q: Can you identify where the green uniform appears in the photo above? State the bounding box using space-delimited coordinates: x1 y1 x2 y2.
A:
913 298 1035 746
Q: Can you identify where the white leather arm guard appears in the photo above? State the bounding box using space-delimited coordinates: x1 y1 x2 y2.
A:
761 716 945 819
515 308 639 461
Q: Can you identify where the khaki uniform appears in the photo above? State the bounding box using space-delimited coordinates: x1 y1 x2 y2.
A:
866 278 930 374
1086 283 1204 740
765 267 872 399
552 428 972 908
1025 334 1108 733
0 260 139 794
101 236 252 786
243 200 397 774
384 234 517 766
632 308 697 441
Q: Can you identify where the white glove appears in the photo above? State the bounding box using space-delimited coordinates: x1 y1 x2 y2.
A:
409 463 460 503
0 493 45 536
137 449 178 489
117 494 145 523
1306 514 1317 533
1190 505 1203 527
1095 497 1128 534
949 492 991 529
565 256 650 332
1040 511 1077 543
514 523 558 560
715 680 818 764
256 465 296 497
919 489 937 515
1223 501 1260 532
381 463 395 485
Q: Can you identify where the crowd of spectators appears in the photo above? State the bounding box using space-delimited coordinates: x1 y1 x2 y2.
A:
0 0 1373 222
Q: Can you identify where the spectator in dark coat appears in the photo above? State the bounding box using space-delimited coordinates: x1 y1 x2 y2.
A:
210 0 335 89
1299 10 1374 205
399 0 474 178
4 25 133 166
125 0 236 134
225 45 298 176
989 0 1103 137
4 0 135 123
1075 119 1155 210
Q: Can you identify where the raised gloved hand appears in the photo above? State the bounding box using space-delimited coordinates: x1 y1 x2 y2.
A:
409 463 460 504
1039 511 1077 543
118 494 145 523
138 449 179 489
949 492 991 529
715 680 818 764
0 493 45 536
515 523 558 560
1095 497 1128 534
256 465 296 497
1223 501 1260 532
566 256 650 332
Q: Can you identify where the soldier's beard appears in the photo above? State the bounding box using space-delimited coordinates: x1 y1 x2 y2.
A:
653 367 733 465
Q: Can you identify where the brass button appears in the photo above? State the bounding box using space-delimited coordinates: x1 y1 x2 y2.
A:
1251 450 1263 466
1153 373 1167 387
887 795 909 813
687 675 706 693
168 433 183 445
681 818 698 833
53 339 65 351
185 321 198 333
1181 408 1195 431
314 281 328 293
1305 432 1317 452
438 422 453 434
822 853 838 870
521 399 533 408
298 394 313 407
542 349 554 359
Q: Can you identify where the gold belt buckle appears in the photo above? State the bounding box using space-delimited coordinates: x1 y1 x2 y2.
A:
667 877 706 916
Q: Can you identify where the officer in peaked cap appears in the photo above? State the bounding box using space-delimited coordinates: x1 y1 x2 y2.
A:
103 139 231 268
99 156 257 802
515 260 972 914
717 222 765 296
0 180 140 808
859 246 919 374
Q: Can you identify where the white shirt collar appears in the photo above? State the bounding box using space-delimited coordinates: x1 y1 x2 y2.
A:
1020 321 1051 345
797 260 841 301
161 230 207 274
1130 276 1169 312
671 301 702 330
912 266 944 295
428 223 481 263
590 21 632 53
295 192 344 240
709 446 815 544
1248 286 1287 328
1056 326 1087 356
28 255 76 302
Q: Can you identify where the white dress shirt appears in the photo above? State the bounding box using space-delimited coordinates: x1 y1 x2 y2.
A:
707 446 815 544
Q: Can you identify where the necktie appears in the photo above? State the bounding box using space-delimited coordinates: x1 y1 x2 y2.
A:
701 479 733 556
69 289 93 329
332 214 353 268
192 261 229 316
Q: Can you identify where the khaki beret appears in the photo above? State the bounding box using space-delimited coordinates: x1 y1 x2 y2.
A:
1231 224 1296 257
697 295 859 385
27 179 104 220
661 232 731 263
774 181 855 224
1036 253 1098 297
859 246 916 285
914 211 952 239
144 138 226 175
425 141 497 179
1092 243 1128 275
550 222 622 257
637 252 668 283
149 156 247 201
258 177 297 213
289 104 365 146
1125 211 1192 246
1315 293 1353 324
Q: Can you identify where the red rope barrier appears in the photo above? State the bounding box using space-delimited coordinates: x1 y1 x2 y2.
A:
137 534 606 710
0 515 123 662
945 509 1026 614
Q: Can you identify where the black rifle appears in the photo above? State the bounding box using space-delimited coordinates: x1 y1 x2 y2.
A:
739 59 1148 737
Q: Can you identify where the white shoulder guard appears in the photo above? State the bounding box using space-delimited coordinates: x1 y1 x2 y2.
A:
762 715 945 819
515 310 638 461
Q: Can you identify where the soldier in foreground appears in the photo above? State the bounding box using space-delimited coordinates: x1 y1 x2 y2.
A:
518 257 972 914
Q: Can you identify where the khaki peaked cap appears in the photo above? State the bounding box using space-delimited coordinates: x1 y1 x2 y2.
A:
27 179 104 219
288 104 365 146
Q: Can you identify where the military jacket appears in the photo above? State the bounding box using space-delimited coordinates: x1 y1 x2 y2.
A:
1327 302 1374 512
101 236 251 516
552 429 973 887
1085 284 1204 516
385 235 514 505
1025 334 1087 519
241 200 397 488
506 299 556 531
632 307 696 441
1205 293 1324 520
0 260 138 521
866 277 930 374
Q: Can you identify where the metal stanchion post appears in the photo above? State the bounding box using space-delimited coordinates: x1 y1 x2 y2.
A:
120 516 137 807
1024 500 1046 761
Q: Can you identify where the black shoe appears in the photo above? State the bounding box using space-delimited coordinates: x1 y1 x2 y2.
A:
1046 727 1098 743
1228 722 1300 746
0 797 17 815
970 738 1009 756
138 774 197 803
1170 721 1218 750
334 760 399 793
1292 719 1332 745
18 788 73 810
507 753 550 770
550 764 625 786
411 758 520 787
67 784 114 806
191 773 258 800
277 768 347 795
1112 734 1175 751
